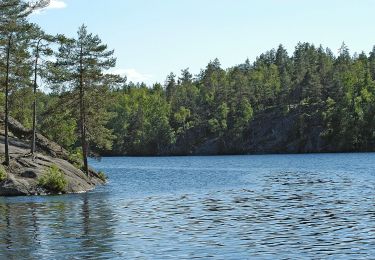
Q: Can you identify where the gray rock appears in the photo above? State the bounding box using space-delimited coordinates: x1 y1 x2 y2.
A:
0 117 105 196
20 170 38 178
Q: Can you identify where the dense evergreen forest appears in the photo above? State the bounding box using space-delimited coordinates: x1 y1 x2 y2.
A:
2 1 375 164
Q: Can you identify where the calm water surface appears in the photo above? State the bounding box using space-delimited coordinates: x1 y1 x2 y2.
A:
1 154 375 259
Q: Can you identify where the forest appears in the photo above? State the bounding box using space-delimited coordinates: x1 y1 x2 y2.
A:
2 0 375 168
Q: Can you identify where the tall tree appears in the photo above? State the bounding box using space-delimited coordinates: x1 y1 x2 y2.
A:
275 44 292 106
50 25 119 175
165 72 176 102
28 25 53 156
0 0 49 165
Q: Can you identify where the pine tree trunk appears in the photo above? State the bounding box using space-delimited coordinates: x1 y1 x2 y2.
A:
4 35 11 166
79 45 89 175
31 40 41 157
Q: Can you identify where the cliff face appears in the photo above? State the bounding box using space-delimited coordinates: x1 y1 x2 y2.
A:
166 104 350 156
238 104 326 154
0 117 104 196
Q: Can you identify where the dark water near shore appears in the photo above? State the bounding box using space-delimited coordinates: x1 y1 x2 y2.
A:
1 154 375 259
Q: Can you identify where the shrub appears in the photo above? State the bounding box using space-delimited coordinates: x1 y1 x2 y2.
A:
68 148 83 169
0 165 7 182
97 171 108 182
38 165 67 193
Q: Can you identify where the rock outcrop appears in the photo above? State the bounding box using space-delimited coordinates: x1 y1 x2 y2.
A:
0 117 105 196
166 103 330 155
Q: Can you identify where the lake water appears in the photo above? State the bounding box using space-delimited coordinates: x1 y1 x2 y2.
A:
1 154 375 259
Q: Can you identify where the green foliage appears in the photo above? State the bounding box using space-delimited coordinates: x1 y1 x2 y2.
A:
109 87 174 154
46 25 123 173
0 165 7 182
209 102 229 135
174 106 191 125
97 171 108 182
39 94 78 149
233 99 253 135
1 1 375 156
68 148 84 169
101 43 375 154
38 165 67 193
10 82 34 128
42 114 77 149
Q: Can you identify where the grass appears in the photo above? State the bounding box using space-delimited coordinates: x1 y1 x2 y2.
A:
0 165 7 182
38 165 67 193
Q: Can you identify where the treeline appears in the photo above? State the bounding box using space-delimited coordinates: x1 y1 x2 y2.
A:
104 43 375 155
2 1 375 161
22 43 375 156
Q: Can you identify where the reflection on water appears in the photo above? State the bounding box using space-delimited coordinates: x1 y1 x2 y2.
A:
1 154 375 259
0 194 117 260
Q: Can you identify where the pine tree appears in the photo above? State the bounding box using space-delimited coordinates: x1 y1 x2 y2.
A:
0 0 49 165
27 25 53 156
275 44 292 106
50 25 120 175
165 72 176 102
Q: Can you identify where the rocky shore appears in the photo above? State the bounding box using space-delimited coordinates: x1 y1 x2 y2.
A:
0 116 105 196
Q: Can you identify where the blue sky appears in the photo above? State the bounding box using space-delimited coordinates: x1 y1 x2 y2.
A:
31 0 375 85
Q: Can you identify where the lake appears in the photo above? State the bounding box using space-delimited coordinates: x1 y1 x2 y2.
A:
1 153 375 259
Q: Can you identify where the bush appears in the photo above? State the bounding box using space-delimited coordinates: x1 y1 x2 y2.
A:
38 165 67 193
68 148 83 169
0 165 7 182
97 171 108 182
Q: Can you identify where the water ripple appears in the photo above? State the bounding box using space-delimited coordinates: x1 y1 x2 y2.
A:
1 154 375 259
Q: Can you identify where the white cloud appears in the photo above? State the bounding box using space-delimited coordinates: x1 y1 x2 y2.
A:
46 0 67 9
113 68 153 83
33 0 67 14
